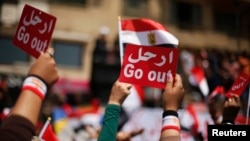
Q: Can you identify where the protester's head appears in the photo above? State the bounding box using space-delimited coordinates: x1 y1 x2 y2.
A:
238 51 250 74
99 26 110 35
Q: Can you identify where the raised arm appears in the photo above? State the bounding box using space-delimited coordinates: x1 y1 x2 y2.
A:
160 74 184 141
221 94 241 125
97 80 131 141
0 47 58 141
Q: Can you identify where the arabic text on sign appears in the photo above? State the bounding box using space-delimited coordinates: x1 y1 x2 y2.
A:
23 10 42 26
128 48 173 67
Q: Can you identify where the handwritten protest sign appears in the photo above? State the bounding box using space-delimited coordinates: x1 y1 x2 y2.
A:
13 4 56 58
225 72 250 98
119 44 179 89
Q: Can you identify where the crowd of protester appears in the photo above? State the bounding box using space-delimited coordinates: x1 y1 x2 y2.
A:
0 29 249 141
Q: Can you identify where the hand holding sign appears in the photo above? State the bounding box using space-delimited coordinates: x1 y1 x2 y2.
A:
225 72 250 98
13 4 56 58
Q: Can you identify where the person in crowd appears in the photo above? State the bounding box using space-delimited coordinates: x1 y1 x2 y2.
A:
0 75 11 125
92 26 110 64
208 92 226 125
235 51 250 124
159 73 185 141
207 89 241 124
96 79 132 141
97 73 185 141
0 47 59 141
0 87 10 125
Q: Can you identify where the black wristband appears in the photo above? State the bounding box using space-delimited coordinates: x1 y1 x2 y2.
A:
163 110 178 118
221 120 234 125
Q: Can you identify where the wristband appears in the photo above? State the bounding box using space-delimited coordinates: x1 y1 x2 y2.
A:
163 110 178 118
22 76 47 100
161 115 180 132
28 74 49 88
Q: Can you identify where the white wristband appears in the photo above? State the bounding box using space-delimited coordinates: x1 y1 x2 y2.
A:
162 115 180 132
162 115 180 127
22 76 47 100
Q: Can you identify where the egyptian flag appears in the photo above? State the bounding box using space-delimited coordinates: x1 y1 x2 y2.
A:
122 84 144 116
208 86 225 100
120 19 178 47
42 124 59 141
190 66 209 96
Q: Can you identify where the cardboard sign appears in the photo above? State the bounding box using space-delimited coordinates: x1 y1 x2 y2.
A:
225 72 250 97
13 4 56 58
119 44 179 89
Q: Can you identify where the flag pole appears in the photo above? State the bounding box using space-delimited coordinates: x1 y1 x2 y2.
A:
246 84 250 125
39 117 51 138
118 16 123 64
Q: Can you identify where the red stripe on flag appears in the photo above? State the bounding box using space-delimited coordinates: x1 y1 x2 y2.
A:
191 66 205 84
42 124 59 141
133 84 144 103
122 19 168 31
209 86 225 100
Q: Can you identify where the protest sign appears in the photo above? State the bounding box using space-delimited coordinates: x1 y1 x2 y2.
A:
119 44 178 88
13 4 56 58
225 72 250 97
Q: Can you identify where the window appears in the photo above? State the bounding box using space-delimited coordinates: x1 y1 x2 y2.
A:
126 0 146 8
213 11 237 36
170 0 202 29
123 0 148 17
92 0 101 7
50 0 87 6
0 37 29 64
53 41 84 67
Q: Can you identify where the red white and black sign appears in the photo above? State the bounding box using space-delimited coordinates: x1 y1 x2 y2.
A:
225 72 250 97
13 4 56 58
119 44 178 89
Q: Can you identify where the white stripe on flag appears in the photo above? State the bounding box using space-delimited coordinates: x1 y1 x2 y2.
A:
199 79 209 96
121 30 179 46
122 85 143 116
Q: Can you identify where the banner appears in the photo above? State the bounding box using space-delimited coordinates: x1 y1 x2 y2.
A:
119 44 178 88
13 4 56 58
225 72 250 97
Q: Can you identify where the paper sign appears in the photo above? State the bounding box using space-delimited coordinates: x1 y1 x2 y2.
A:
13 4 56 58
119 44 179 89
225 72 250 97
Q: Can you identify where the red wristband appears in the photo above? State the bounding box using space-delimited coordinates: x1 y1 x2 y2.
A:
22 76 47 100
161 125 181 132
